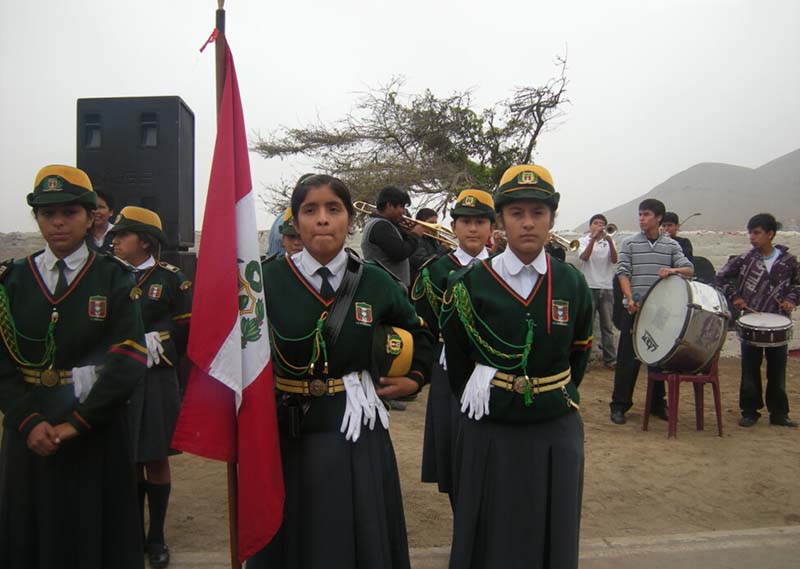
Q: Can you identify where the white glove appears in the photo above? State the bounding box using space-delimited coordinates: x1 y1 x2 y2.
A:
360 370 389 431
145 331 165 368
340 371 370 442
460 363 497 421
438 344 448 371
72 365 98 403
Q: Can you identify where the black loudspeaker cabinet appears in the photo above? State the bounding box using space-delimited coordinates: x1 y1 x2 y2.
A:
76 96 195 249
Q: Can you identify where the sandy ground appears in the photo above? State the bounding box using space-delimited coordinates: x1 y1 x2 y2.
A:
163 354 800 554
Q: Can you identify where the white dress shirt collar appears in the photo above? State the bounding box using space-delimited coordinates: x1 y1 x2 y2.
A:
291 248 349 293
134 256 157 271
497 246 548 276
41 242 90 272
453 246 489 266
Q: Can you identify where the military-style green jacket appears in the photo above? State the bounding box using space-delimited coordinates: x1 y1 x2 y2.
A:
441 255 593 423
135 260 192 364
0 251 146 437
263 254 434 386
411 253 464 341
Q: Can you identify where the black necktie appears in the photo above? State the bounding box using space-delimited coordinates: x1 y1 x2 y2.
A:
316 267 335 300
54 259 68 297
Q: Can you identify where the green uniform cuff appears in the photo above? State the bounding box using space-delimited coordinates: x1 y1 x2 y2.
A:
17 412 45 439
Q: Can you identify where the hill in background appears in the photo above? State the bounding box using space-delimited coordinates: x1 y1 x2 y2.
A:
575 148 800 232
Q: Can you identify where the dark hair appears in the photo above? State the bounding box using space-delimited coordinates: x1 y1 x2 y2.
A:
290 174 354 219
747 213 779 234
416 207 437 221
638 198 665 218
136 232 160 254
376 186 410 211
33 203 96 217
95 190 115 212
661 212 679 225
589 213 608 225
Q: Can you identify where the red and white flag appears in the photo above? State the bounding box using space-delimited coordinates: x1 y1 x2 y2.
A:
172 42 284 563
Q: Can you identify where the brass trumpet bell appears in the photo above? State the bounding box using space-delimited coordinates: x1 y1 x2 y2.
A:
353 200 457 248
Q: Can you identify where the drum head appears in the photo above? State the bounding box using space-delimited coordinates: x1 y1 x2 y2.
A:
634 276 689 365
739 312 792 329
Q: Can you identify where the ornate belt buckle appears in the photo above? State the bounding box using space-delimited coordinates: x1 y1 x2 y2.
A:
513 376 528 394
308 379 326 397
41 369 60 388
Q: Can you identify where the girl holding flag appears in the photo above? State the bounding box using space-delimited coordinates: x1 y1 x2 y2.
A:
249 174 434 569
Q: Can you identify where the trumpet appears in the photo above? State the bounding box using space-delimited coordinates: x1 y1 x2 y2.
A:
549 233 580 252
353 201 458 248
605 223 618 236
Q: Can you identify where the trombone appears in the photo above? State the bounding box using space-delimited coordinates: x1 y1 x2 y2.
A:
549 233 580 252
353 201 458 248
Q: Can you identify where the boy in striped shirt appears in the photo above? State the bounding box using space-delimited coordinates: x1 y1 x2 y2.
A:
610 198 693 425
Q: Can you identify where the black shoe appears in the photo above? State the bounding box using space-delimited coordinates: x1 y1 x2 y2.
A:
147 543 170 569
769 415 798 428
651 406 669 421
610 410 626 425
739 415 759 427
387 400 407 411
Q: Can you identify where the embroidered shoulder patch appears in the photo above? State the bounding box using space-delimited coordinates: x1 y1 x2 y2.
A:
355 302 373 325
552 300 569 325
88 295 108 320
148 284 163 300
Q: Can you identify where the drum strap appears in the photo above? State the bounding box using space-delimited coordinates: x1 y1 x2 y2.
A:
322 250 364 349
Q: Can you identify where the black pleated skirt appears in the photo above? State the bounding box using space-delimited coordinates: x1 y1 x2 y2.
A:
247 422 410 569
128 366 181 463
421 344 461 497
0 410 143 569
449 411 584 569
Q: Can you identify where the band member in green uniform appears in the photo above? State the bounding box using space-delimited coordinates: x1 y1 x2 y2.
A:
248 174 434 569
110 206 192 569
0 165 146 569
278 208 303 256
413 189 494 508
441 165 593 569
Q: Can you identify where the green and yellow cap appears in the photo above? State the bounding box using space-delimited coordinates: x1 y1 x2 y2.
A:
494 164 559 211
372 324 414 378
27 165 97 208
109 206 167 245
451 189 496 222
278 208 298 236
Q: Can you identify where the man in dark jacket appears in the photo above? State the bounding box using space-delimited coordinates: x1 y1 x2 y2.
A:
361 186 423 287
409 207 449 283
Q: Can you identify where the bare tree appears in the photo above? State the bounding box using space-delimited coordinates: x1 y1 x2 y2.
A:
253 54 569 214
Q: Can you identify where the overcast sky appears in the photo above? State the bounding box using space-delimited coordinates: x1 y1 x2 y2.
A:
1 0 798 232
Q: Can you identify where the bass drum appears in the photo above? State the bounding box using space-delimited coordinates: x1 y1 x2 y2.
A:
633 275 731 373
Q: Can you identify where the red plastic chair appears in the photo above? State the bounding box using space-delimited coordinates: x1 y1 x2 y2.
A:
642 356 723 438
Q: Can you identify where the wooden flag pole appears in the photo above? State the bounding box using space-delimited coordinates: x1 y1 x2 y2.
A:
212 4 241 569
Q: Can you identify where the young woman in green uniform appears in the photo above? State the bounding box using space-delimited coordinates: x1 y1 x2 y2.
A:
413 189 494 508
441 165 593 569
110 206 192 569
247 174 434 569
0 165 146 569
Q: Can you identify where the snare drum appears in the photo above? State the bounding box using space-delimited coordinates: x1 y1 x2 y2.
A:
736 312 793 347
633 275 730 373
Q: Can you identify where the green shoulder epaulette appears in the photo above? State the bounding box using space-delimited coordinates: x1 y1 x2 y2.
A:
158 261 180 273
0 258 14 283
445 262 476 288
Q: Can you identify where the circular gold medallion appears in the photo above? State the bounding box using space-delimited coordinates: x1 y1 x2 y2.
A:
513 376 528 394
309 379 326 397
41 369 60 388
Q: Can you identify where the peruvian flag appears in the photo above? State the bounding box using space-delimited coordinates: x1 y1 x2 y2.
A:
172 42 284 562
